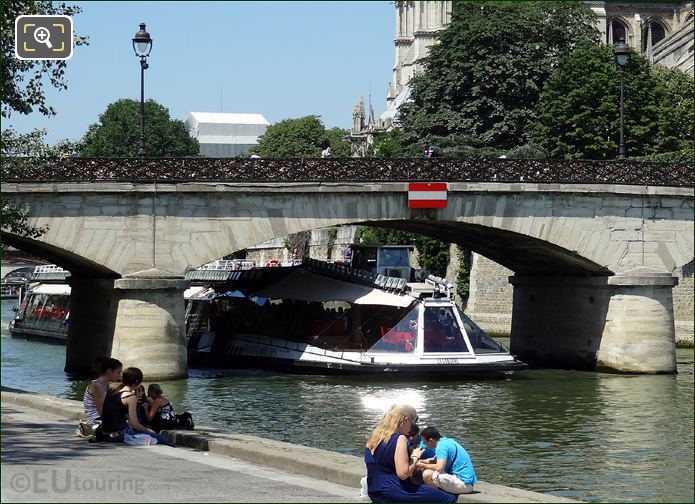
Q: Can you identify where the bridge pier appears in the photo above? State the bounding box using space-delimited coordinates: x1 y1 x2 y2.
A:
111 271 189 380
509 270 678 374
65 277 119 375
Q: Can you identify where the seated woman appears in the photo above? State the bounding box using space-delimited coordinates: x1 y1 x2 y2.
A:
146 384 195 431
135 384 151 427
364 404 456 503
78 356 122 437
146 384 178 431
100 367 171 446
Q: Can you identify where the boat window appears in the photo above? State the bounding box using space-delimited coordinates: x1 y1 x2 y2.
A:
377 248 410 267
423 306 470 353
368 305 418 353
455 306 508 353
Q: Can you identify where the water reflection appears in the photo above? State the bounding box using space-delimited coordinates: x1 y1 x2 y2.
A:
1 300 693 503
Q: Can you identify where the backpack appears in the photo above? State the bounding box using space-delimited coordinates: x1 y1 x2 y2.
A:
175 412 195 430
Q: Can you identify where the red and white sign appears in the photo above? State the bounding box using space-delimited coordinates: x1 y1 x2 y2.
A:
407 182 447 208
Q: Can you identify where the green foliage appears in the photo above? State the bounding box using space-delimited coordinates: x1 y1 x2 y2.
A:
412 235 449 278
1 128 81 239
372 129 417 158
1 202 47 238
504 143 549 159
632 150 694 163
531 45 694 160
428 135 503 158
323 127 352 157
254 115 350 158
2 0 88 117
651 66 694 154
2 127 82 157
455 246 471 307
353 226 391 246
398 1 599 150
80 99 199 157
531 44 662 159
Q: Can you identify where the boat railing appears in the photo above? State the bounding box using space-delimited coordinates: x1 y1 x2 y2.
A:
31 264 70 282
304 258 409 294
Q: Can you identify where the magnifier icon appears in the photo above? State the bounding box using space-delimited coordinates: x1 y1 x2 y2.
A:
34 27 53 48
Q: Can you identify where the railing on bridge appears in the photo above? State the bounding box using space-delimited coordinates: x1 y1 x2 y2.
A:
0 157 691 186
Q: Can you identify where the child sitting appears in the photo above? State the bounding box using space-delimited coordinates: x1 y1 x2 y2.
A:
146 384 194 432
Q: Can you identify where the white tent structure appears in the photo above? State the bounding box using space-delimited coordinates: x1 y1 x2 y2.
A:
184 112 270 158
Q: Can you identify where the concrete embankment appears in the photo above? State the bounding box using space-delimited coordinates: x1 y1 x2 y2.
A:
1 387 580 503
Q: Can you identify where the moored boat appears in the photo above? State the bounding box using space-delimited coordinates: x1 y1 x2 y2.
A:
187 248 526 377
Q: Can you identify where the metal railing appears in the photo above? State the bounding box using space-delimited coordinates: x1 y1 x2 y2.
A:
1 157 691 186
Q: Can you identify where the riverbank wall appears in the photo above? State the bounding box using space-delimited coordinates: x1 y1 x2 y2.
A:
1 387 579 503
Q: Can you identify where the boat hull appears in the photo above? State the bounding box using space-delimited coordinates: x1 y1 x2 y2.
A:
188 332 527 378
9 323 67 344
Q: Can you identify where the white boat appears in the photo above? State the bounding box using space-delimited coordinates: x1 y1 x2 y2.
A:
9 282 71 342
187 254 526 377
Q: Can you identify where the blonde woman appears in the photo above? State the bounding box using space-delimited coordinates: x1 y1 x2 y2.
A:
364 404 456 503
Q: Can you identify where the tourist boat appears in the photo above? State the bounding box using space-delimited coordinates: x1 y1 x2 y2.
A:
187 249 526 377
9 282 71 342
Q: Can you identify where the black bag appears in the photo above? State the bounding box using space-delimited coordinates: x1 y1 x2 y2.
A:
175 412 195 430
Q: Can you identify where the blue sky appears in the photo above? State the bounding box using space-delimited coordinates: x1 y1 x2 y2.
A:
7 1 395 144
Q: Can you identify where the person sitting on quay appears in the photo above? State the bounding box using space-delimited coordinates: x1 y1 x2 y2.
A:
135 384 151 427
146 383 194 432
99 367 171 446
417 426 477 495
77 356 122 438
364 404 456 503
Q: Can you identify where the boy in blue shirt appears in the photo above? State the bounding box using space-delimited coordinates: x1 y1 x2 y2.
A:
417 426 477 494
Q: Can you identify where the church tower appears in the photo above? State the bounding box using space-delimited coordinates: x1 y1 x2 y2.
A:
387 1 453 109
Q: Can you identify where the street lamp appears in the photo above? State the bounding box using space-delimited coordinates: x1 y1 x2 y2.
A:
613 37 629 160
132 23 153 159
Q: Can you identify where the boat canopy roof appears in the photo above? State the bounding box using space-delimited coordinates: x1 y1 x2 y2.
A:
31 283 71 295
252 269 415 308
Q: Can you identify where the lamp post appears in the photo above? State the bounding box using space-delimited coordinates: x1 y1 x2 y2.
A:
613 37 629 160
132 23 153 159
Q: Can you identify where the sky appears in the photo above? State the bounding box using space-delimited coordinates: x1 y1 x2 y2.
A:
7 1 396 144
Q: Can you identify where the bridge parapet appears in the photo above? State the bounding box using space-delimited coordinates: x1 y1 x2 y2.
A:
1 157 691 186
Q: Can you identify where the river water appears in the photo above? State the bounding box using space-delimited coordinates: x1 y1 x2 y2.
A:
1 299 692 502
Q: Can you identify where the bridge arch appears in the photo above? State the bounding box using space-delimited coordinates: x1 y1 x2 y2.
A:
2 172 691 378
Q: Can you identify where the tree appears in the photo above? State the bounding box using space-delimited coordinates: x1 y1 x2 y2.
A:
2 1 87 237
80 99 199 157
651 65 694 155
372 129 419 158
323 127 352 157
530 44 691 159
2 0 88 117
0 128 79 240
254 115 350 158
398 1 599 151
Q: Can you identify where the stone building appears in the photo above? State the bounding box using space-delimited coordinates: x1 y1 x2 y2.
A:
350 1 694 154
184 112 269 158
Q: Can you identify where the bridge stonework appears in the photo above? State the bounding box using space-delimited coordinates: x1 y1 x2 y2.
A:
2 180 692 378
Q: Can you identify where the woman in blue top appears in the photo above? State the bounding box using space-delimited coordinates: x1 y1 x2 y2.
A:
364 404 456 503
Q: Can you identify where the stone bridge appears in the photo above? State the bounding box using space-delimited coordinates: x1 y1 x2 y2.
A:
1 157 692 379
